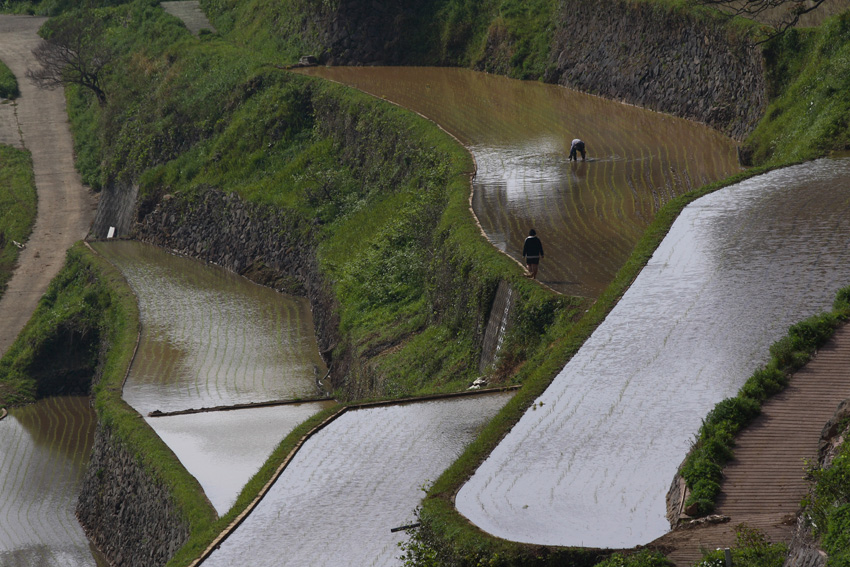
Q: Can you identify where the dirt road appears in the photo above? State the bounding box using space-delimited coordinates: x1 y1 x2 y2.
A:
0 16 96 357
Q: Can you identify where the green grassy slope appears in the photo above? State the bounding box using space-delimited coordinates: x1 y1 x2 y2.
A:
0 145 36 301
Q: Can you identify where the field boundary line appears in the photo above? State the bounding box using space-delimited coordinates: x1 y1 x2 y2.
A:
189 385 519 565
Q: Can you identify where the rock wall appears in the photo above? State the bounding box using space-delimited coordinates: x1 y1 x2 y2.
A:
90 182 139 239
543 0 766 141
304 0 766 141
134 189 342 377
77 424 190 567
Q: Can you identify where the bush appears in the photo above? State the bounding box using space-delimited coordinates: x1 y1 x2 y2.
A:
0 59 19 99
694 525 787 567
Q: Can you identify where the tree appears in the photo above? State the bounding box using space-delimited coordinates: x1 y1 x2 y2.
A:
26 15 113 105
693 0 830 42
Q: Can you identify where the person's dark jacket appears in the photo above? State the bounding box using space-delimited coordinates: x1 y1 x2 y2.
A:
523 236 544 259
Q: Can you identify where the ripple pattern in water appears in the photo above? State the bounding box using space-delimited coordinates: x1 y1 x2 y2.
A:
202 393 513 567
92 241 326 415
455 158 850 548
296 67 740 296
0 397 105 566
146 401 335 515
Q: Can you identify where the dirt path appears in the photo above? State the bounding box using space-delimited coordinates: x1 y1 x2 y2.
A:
652 324 850 565
0 16 97 357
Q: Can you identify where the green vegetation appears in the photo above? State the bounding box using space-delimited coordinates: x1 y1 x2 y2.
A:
0 0 125 16
0 58 18 98
747 11 850 163
692 525 787 567
592 550 672 567
0 145 36 301
680 287 850 516
806 429 850 566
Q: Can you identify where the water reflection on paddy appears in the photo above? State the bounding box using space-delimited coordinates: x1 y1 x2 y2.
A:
0 397 107 566
202 393 513 567
146 401 335 515
456 158 850 548
296 66 740 296
92 241 326 415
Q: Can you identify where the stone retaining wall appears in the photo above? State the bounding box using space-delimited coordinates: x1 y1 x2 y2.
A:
544 1 766 141
306 0 765 141
77 424 191 567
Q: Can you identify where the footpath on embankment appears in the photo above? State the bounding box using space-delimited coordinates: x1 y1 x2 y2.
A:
654 323 850 565
0 16 96 357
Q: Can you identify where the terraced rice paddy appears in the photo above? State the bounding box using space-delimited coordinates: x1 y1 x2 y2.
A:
455 158 850 549
200 393 513 567
92 241 327 415
146 401 335 515
297 67 740 296
0 397 106 566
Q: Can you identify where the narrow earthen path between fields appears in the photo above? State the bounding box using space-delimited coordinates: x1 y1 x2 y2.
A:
651 324 850 565
0 16 96 357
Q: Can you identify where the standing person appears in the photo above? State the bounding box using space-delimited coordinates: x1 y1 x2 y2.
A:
522 229 544 279
569 138 586 162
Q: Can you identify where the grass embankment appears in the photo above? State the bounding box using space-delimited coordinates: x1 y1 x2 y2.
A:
0 243 219 562
0 0 125 16
806 419 850 566
747 11 850 164
0 145 36 301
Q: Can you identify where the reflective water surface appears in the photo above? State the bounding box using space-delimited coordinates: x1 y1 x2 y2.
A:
202 393 513 567
146 401 335 515
456 158 850 548
297 67 740 296
0 397 107 567
92 241 327 415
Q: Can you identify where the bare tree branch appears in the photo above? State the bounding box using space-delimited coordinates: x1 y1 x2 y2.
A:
26 16 113 104
691 0 831 43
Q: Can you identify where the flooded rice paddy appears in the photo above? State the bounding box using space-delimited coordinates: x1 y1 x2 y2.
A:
91 241 327 415
297 67 740 296
0 397 106 567
146 401 334 515
455 158 850 548
201 393 513 567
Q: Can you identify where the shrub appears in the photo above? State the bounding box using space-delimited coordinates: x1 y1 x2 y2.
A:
0 59 19 99
694 525 787 567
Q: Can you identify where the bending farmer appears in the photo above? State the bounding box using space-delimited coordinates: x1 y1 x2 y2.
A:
522 229 544 280
569 138 586 161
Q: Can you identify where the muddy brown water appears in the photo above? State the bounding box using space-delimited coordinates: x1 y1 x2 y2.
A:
296 67 740 296
456 158 850 549
0 397 108 566
92 241 327 415
200 393 514 567
146 401 335 515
